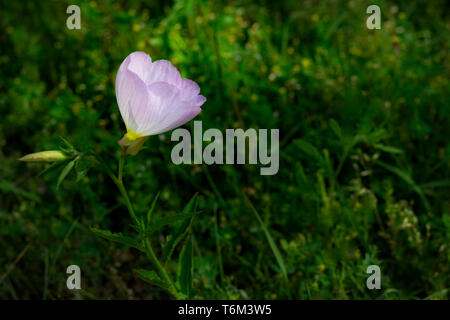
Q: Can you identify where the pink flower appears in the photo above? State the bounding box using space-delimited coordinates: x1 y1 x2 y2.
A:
115 51 206 155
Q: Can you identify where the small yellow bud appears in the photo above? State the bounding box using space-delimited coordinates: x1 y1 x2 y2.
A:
18 150 68 162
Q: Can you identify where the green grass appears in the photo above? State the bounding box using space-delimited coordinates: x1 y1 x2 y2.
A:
0 0 449 299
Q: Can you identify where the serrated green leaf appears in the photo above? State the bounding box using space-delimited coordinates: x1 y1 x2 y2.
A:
134 269 170 289
146 191 160 228
177 234 194 298
90 227 143 251
56 159 76 190
163 193 198 263
147 212 198 235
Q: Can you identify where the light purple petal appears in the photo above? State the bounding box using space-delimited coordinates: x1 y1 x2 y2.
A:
125 52 153 84
138 81 181 134
144 60 182 87
179 78 203 102
115 51 206 137
151 106 202 135
139 81 202 135
115 67 149 132
190 95 207 107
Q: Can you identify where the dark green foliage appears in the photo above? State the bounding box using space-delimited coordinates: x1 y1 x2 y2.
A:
134 269 170 290
177 234 194 298
90 228 143 251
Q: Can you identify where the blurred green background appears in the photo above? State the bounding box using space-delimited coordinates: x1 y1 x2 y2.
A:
0 0 449 299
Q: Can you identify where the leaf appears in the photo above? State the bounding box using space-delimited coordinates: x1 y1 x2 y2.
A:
146 191 160 228
243 193 289 285
163 193 198 263
373 143 404 154
38 160 69 177
90 227 143 251
182 193 199 215
75 157 90 182
56 159 76 191
420 180 450 189
329 119 342 139
134 269 170 289
147 212 198 235
177 234 194 298
59 136 77 155
295 162 311 194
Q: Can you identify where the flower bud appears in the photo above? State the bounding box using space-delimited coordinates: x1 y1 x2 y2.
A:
18 150 69 162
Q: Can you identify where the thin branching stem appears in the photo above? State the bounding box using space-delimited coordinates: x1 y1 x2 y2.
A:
118 150 125 183
143 238 183 299
107 152 182 299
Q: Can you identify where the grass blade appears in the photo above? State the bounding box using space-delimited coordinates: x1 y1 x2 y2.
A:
163 193 198 263
56 159 76 191
146 191 160 228
177 234 194 298
242 193 289 286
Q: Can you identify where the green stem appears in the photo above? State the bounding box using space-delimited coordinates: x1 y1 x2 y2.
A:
118 150 125 183
143 238 183 299
104 151 139 226
107 151 182 299
109 172 138 226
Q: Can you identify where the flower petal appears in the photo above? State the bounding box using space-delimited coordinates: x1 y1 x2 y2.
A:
152 106 202 135
189 94 207 107
125 51 153 83
145 60 182 87
116 52 206 138
179 78 201 100
138 82 202 136
115 66 149 133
